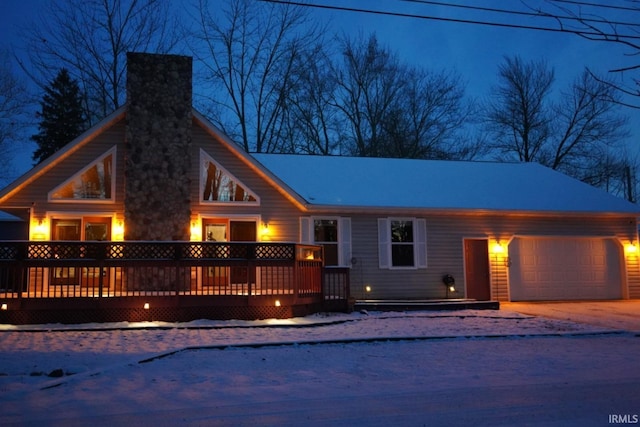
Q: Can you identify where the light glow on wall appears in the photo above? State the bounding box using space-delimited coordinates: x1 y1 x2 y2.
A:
112 218 125 241
30 218 50 240
491 241 505 254
625 242 638 255
190 218 202 241
260 222 270 240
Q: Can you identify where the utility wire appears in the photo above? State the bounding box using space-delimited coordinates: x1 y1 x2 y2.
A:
550 0 640 13
258 0 640 40
402 0 640 28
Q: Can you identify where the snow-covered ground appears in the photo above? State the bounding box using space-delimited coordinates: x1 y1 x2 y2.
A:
0 308 638 426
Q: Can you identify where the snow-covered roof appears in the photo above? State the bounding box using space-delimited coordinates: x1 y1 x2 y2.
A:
252 154 640 214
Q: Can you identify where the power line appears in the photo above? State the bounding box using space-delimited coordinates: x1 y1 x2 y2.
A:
550 0 640 13
258 0 640 40
402 0 640 29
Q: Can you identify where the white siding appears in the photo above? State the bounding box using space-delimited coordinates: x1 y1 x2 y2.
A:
347 213 638 301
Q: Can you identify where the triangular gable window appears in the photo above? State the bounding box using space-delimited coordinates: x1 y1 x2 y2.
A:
200 149 259 204
49 147 115 201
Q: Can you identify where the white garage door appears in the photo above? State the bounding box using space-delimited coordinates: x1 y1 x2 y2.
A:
509 237 623 301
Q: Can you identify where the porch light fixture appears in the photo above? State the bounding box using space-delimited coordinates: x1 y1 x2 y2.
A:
190 220 202 241
112 220 125 241
365 285 372 293
274 299 281 307
260 223 270 239
143 302 150 310
1 303 7 311
492 242 505 254
625 242 638 254
31 218 49 240
442 274 456 298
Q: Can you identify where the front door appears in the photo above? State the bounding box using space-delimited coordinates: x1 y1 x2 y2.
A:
203 219 228 286
202 219 257 286
464 239 491 301
230 221 257 284
51 219 82 285
82 217 111 287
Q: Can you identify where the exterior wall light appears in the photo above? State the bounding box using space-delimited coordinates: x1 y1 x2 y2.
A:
260 223 270 240
190 219 202 241
143 303 150 310
274 299 281 307
625 242 638 254
112 219 125 241
442 274 456 298
31 218 50 240
492 242 505 254
1 303 7 311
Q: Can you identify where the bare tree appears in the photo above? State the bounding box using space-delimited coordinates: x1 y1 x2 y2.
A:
526 0 640 106
189 0 321 153
282 44 343 155
379 67 473 159
335 34 474 159
485 56 628 189
0 50 33 184
549 69 628 173
485 56 554 163
335 34 404 157
19 0 181 124
581 151 638 202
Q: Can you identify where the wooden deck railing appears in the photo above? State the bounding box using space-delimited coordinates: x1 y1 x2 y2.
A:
0 241 335 299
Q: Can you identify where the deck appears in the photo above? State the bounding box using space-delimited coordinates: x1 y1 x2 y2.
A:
0 241 350 324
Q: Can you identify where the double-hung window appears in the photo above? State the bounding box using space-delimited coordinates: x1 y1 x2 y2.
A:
300 217 352 267
378 218 427 269
314 219 339 266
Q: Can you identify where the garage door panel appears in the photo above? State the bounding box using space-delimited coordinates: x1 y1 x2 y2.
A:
509 237 622 301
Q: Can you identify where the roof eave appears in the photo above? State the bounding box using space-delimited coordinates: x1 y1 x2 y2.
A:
300 203 640 218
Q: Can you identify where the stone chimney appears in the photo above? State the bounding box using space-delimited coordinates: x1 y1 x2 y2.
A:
124 53 193 240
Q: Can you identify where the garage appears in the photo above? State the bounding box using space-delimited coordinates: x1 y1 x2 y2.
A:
508 237 623 301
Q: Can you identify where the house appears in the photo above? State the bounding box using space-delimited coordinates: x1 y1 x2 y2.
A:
0 52 638 324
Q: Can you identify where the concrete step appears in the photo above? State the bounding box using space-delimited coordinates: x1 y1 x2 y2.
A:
354 299 500 312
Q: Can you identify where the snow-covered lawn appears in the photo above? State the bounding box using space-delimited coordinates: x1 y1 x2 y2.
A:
1 309 638 426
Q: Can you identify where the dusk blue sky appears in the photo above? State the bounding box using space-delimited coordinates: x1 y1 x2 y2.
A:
1 0 639 182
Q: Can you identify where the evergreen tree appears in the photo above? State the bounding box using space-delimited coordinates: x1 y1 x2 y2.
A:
31 68 86 164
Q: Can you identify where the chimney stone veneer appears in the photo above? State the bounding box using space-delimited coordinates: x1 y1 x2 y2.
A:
124 53 193 241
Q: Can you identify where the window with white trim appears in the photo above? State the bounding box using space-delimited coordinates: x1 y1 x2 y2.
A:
378 218 427 269
300 217 352 267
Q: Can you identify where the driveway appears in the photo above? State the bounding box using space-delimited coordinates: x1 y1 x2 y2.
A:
501 300 640 331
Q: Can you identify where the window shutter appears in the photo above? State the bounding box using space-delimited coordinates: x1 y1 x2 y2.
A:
300 217 313 244
338 217 352 267
415 218 427 268
378 218 390 269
